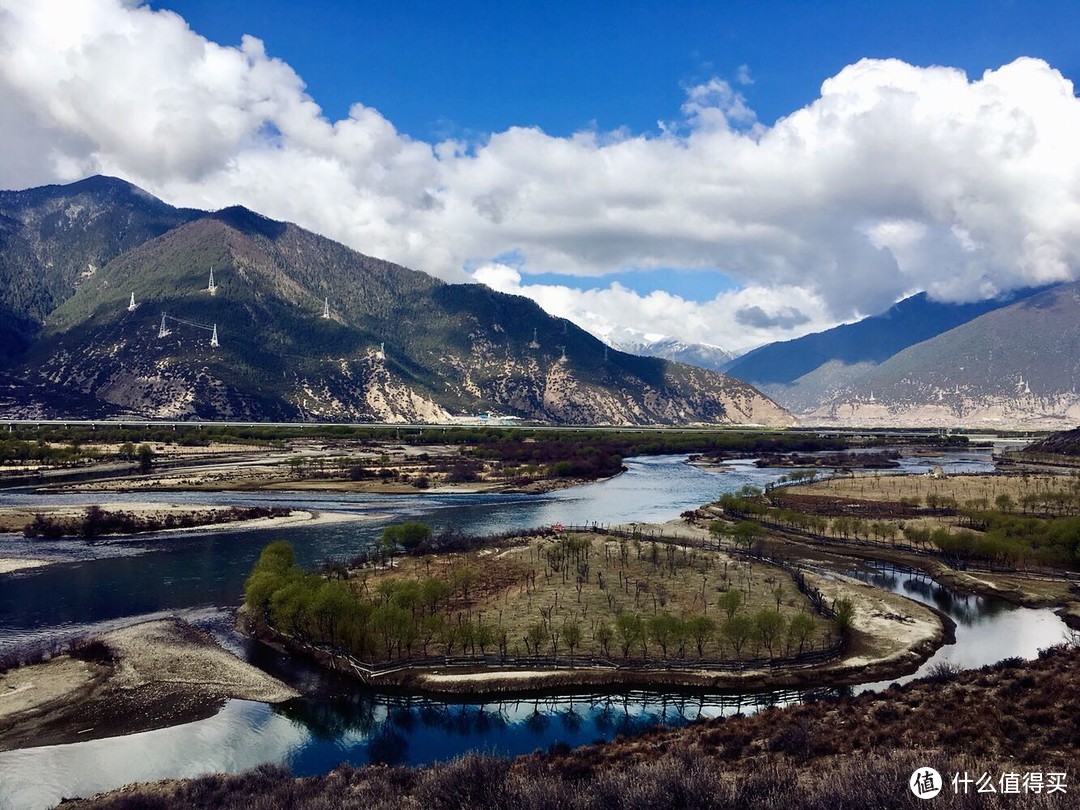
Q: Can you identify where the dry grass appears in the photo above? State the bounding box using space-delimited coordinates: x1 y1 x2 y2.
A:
790 471 1078 507
71 645 1080 810
353 533 831 660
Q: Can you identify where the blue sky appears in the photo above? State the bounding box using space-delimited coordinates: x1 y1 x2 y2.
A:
4 1 1080 351
153 0 1080 139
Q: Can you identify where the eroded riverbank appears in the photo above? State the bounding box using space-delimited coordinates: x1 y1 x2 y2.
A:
0 619 297 752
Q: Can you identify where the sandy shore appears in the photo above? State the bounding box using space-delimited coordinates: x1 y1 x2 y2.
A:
0 507 375 573
0 558 49 575
0 618 298 752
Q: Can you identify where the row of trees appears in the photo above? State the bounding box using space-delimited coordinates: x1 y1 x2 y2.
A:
245 539 846 667
718 487 1080 570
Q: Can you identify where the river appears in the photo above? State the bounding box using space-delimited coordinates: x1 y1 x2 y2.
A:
0 449 1068 809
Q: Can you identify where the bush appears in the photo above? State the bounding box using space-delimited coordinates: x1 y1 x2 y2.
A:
925 660 963 682
69 638 117 665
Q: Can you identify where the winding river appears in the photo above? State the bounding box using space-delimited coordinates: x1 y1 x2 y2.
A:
0 449 1069 809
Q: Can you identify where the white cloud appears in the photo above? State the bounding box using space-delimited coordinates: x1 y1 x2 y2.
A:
2 1 1080 348
470 262 832 353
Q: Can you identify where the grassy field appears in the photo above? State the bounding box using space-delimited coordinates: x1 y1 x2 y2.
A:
788 471 1080 509
736 470 1080 572
247 531 835 668
355 533 832 661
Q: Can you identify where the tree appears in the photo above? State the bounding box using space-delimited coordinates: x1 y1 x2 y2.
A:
562 620 582 664
647 613 678 659
421 577 451 615
244 541 299 620
137 443 154 473
476 621 495 656
378 525 401 565
397 521 433 553
718 588 742 620
708 520 729 546
616 613 643 660
787 612 816 653
722 614 754 658
685 615 715 657
311 580 359 650
754 609 786 656
732 521 764 552
525 622 547 658
832 597 856 638
595 622 613 657
451 566 476 599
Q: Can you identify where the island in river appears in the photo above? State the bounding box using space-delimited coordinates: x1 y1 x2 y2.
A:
3 427 1080 807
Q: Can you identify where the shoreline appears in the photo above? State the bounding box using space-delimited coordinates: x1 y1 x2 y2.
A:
0 618 297 752
2 459 1069 748
62 470 619 496
0 508 374 573
244 523 950 698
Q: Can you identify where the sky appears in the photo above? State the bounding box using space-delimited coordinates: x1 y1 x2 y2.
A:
2 1 1080 353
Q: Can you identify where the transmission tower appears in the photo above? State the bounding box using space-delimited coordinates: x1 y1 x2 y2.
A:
128 292 137 312
210 324 219 348
207 267 217 296
158 312 171 338
322 297 330 319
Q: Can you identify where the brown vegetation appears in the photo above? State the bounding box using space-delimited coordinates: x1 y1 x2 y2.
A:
20 505 291 538
245 531 838 681
69 644 1080 809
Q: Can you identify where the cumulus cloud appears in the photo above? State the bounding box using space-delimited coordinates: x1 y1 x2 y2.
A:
470 262 832 353
2 1 1080 351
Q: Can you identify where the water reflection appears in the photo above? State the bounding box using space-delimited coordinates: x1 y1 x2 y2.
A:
852 562 1068 689
5 449 1066 810
272 687 810 774
0 700 306 810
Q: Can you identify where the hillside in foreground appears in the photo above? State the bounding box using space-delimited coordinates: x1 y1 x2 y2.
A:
71 644 1080 809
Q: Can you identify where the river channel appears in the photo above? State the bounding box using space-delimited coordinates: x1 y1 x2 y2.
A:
0 450 1069 809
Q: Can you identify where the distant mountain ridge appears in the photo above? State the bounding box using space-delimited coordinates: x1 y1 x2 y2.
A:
805 283 1080 428
716 284 1077 428
722 291 1038 387
607 329 735 372
0 176 792 426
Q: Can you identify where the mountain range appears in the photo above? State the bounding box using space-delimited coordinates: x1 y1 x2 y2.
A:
606 328 735 372
0 176 791 426
719 285 1078 428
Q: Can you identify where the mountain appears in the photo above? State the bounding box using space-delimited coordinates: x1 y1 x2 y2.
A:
608 328 736 372
0 176 198 361
3 177 792 426
723 291 1038 387
807 283 1080 428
